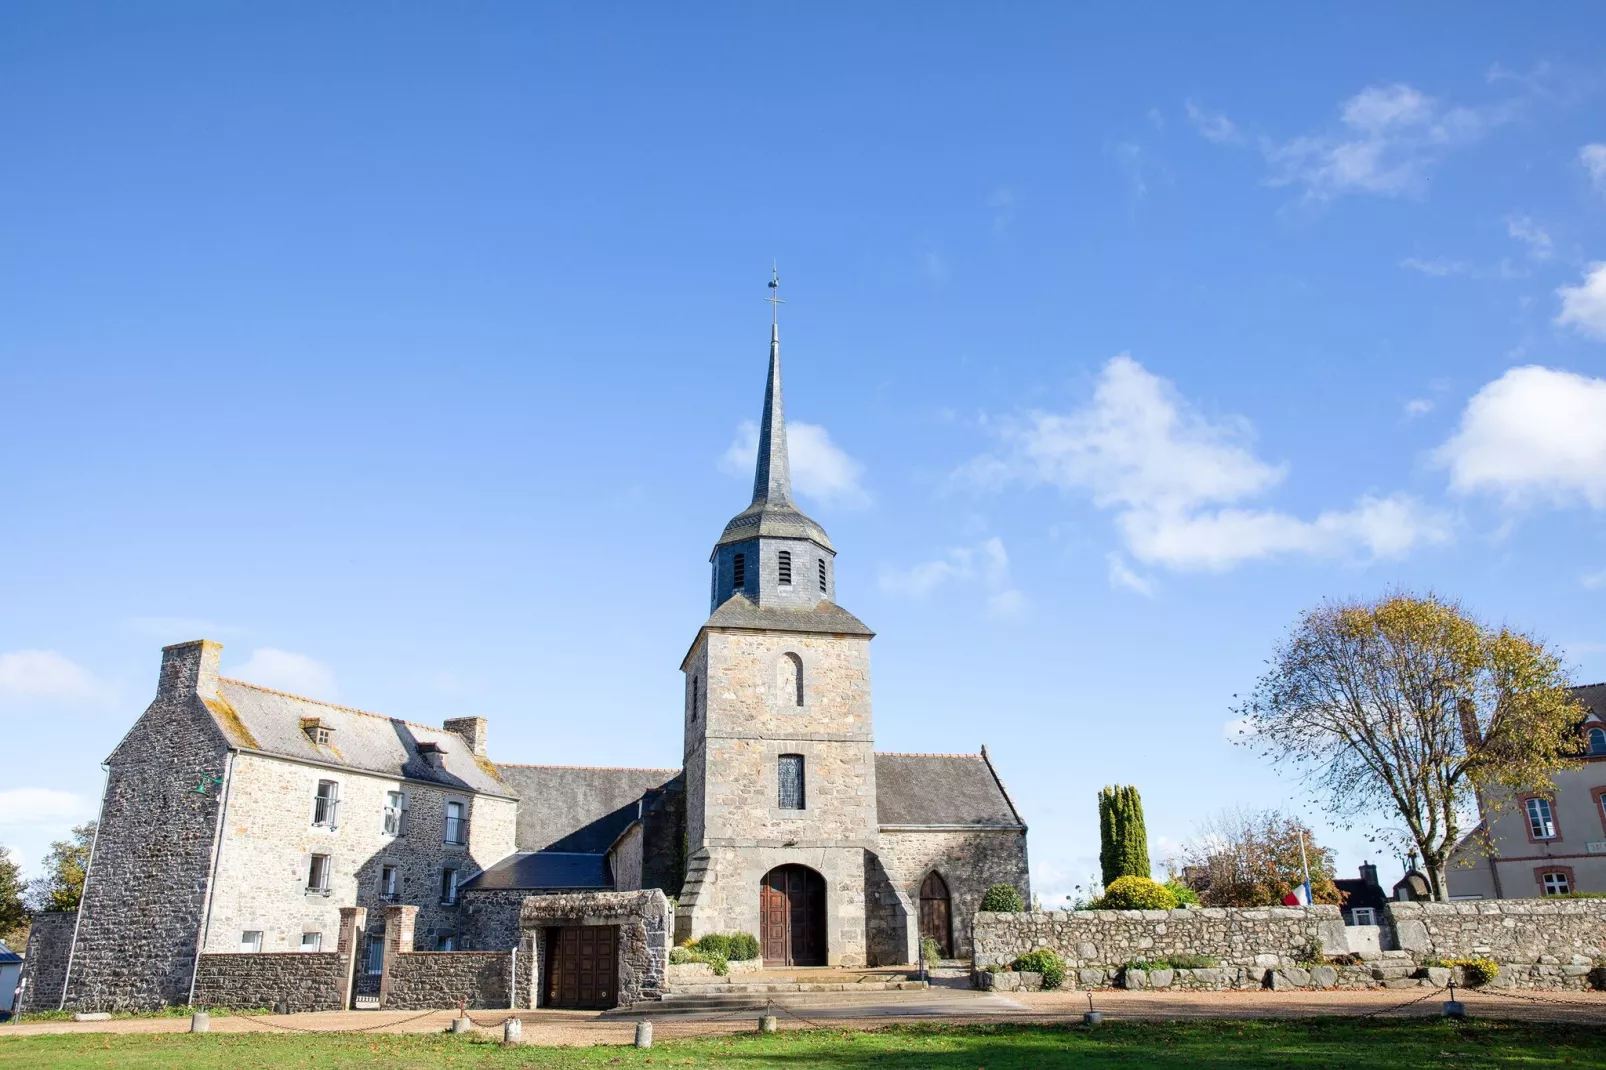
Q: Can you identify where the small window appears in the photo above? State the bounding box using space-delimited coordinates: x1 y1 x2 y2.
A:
733 553 746 588
778 550 792 585
240 931 263 953
778 754 805 810
1541 871 1571 895
307 853 331 894
312 780 340 827
444 801 468 846
440 867 460 906
363 934 384 975
383 791 407 836
818 558 827 593
301 932 323 952
690 676 700 722
437 934 458 951
302 718 333 746
380 865 398 900
1588 727 1606 756
1349 907 1376 926
1526 797 1557 840
779 652 803 707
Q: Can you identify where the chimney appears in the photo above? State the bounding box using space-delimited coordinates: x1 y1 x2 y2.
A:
1359 860 1379 887
159 640 222 700
443 717 488 757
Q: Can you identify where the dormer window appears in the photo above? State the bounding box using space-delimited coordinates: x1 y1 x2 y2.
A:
1588 726 1606 756
301 718 333 746
733 553 746 589
778 551 792 585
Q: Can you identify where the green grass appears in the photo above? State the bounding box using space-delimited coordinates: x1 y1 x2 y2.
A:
3 1019 1605 1068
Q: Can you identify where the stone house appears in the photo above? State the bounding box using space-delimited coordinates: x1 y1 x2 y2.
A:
30 310 1029 1011
1449 683 1606 898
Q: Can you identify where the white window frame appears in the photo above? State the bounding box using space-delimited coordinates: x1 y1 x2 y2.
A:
440 866 459 906
312 779 340 828
443 800 468 846
1526 797 1557 840
1541 871 1571 895
379 864 398 900
1349 907 1376 926
301 932 323 952
383 791 407 837
307 852 332 894
240 930 263 953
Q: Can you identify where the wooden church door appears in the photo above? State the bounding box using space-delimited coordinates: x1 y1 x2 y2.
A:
761 865 826 966
918 871 952 959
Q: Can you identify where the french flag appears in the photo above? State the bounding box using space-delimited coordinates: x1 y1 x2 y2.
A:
1281 882 1313 906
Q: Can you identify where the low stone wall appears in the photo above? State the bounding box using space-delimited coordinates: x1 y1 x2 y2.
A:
521 889 671 1008
382 951 511 1010
973 906 1347 971
1387 900 1606 965
17 911 76 1014
192 953 348 1012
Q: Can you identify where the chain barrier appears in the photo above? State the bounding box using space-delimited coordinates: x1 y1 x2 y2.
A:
223 1007 443 1035
1353 982 1448 1018
1460 984 1605 1007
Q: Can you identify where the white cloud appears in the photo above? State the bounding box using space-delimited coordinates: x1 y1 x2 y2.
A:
228 648 338 699
1106 553 1156 597
1582 144 1606 194
1185 100 1239 144
880 537 1026 616
1404 398 1435 417
1435 365 1606 508
720 420 870 509
1264 83 1500 200
0 787 92 827
1506 215 1553 262
1400 256 1472 277
1581 569 1606 590
0 650 105 704
1556 262 1606 340
960 355 1449 571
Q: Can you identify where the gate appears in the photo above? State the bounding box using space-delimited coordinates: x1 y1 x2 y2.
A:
544 925 619 1009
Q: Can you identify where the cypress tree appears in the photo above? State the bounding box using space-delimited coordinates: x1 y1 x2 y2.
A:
1097 785 1151 887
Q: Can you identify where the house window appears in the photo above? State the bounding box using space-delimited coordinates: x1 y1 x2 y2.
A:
383 791 407 836
307 853 331 894
437 934 458 951
1541 870 1572 896
440 867 460 905
1526 797 1557 840
240 931 263 953
1588 727 1606 756
363 935 384 975
733 553 746 588
380 865 398 900
312 780 340 827
778 550 792 585
301 932 323 952
778 754 805 810
818 558 827 593
444 801 468 845
1349 907 1376 926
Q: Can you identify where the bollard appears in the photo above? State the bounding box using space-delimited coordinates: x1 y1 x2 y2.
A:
190 1011 210 1033
1443 980 1466 1020
634 1019 653 1048
502 1017 522 1046
1083 993 1101 1026
759 1015 778 1033
450 1016 472 1034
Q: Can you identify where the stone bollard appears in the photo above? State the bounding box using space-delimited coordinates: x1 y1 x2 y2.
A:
1083 1010 1103 1025
635 1020 653 1048
190 1011 210 1033
759 1014 778 1033
450 1016 472 1034
503 1017 523 1046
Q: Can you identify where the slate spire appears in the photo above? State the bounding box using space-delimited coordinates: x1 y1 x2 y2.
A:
750 321 794 507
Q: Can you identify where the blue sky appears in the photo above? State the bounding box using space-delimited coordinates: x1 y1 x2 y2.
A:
4 4 1606 904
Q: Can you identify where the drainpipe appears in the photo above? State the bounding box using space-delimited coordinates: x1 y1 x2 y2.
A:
58 764 112 1011
188 750 237 1005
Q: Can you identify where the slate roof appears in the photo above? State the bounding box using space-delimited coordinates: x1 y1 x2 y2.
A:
702 594 874 638
495 765 679 853
874 752 1025 828
460 851 612 892
206 679 511 797
0 940 19 965
1573 683 1606 719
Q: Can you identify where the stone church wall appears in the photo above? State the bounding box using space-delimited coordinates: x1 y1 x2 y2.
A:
16 911 77 1014
877 828 1031 959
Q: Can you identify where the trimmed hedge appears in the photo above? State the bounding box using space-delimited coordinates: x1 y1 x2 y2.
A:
1093 876 1179 910
1011 949 1066 990
980 884 1024 912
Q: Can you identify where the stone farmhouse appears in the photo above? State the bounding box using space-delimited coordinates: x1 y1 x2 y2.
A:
1449 683 1606 899
28 315 1030 1013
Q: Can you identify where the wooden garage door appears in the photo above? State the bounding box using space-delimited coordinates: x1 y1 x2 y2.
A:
544 925 618 1009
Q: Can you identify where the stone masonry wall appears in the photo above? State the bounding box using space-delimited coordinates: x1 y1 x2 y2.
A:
461 888 526 952
191 952 348 1012
521 890 671 1007
877 829 1031 960
1386 899 1606 964
973 906 1348 970
65 642 231 1011
17 911 76 1014
382 951 511 1009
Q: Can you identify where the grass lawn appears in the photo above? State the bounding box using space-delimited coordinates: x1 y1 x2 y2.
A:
3 1020 1605 1068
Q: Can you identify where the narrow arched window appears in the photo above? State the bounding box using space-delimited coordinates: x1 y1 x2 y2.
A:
818 558 827 593
733 553 746 589
1588 727 1606 756
778 550 792 585
778 652 803 706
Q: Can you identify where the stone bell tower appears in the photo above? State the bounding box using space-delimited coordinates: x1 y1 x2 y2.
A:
677 279 878 966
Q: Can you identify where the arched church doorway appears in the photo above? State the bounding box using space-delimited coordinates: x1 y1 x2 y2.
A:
759 864 826 966
919 871 952 959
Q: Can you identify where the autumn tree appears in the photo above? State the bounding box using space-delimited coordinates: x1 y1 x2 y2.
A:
28 822 96 913
0 845 26 947
1168 807 1340 907
1098 785 1150 886
1236 593 1581 901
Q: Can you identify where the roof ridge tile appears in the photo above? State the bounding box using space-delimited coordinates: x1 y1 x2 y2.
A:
219 678 455 739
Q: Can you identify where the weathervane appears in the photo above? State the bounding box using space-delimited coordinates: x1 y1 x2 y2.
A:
765 263 784 325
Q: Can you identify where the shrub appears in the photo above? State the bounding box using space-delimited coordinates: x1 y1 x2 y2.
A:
1547 891 1606 899
694 933 732 957
1444 957 1498 986
920 935 944 964
980 884 1024 913
726 933 760 961
1164 880 1201 907
1092 876 1179 910
668 944 729 975
1010 949 1066 990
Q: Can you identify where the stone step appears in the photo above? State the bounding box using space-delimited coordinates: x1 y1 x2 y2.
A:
607 982 928 1016
668 980 926 996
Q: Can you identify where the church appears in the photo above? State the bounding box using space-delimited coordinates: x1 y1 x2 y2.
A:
28 307 1030 1013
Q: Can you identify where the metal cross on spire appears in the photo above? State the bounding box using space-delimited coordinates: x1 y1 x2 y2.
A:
765 264 784 326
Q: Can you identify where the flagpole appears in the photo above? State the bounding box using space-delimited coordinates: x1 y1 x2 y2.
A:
1298 827 1313 904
